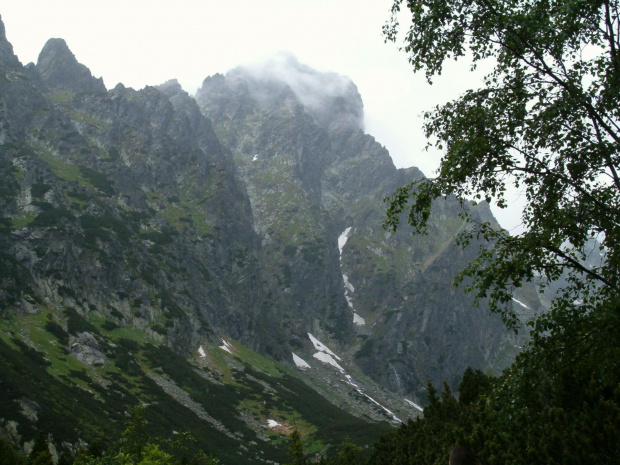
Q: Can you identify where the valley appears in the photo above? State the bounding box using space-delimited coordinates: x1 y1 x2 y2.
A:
0 16 537 463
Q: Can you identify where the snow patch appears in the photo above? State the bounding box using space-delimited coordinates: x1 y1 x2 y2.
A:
512 297 530 310
353 313 365 326
198 346 206 358
292 352 311 370
308 336 400 422
338 228 365 324
342 274 355 293
344 374 359 388
363 392 401 422
405 399 424 412
344 373 401 422
267 419 281 428
252 154 259 161
338 227 352 256
313 351 344 371
219 339 233 354
307 333 341 360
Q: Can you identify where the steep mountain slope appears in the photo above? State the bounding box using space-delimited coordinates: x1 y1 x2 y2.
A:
195 56 539 400
0 17 541 462
0 21 397 462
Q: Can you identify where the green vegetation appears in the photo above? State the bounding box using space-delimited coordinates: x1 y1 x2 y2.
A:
36 152 114 196
381 0 620 463
69 110 110 130
36 152 84 183
78 167 114 196
0 302 389 465
49 91 75 104
0 435 27 465
80 212 133 247
157 183 213 236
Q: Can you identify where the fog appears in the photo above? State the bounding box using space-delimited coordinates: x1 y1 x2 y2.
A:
230 53 364 130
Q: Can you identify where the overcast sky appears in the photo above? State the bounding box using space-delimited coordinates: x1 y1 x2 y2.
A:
1 0 521 230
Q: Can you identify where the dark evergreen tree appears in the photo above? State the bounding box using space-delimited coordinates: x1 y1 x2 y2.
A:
29 432 53 465
0 435 28 465
286 429 306 465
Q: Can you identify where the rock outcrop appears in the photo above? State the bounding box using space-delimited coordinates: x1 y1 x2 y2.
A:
195 61 538 399
0 16 542 461
36 38 106 93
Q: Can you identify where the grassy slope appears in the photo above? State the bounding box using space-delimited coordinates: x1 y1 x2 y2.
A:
0 309 391 463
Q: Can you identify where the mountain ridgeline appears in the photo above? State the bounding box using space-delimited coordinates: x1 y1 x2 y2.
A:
0 18 538 463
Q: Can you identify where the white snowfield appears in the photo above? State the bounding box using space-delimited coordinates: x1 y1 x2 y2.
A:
342 274 355 293
292 352 311 370
338 227 366 326
267 419 281 428
308 333 342 360
307 334 401 422
405 399 424 412
313 351 344 371
338 227 352 255
198 345 206 358
511 297 530 309
219 339 233 354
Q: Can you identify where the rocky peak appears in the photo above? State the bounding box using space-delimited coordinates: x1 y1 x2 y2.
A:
197 54 364 131
0 15 21 71
36 38 106 93
157 79 185 98
156 79 223 150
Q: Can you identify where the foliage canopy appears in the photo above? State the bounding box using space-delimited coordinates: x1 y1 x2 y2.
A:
381 1 620 463
384 0 620 329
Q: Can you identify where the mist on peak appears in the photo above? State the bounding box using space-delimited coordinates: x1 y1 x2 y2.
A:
199 53 365 131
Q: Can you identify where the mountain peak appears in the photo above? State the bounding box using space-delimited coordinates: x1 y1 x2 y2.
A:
156 79 185 98
0 15 21 71
36 38 106 93
240 54 365 130
199 54 364 131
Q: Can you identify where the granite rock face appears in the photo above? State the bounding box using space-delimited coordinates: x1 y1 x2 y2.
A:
36 38 106 94
0 15 21 71
69 331 107 365
195 60 538 399
0 36 267 359
0 18 539 417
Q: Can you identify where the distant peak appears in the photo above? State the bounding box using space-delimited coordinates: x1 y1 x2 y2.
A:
39 38 71 57
226 53 365 131
0 15 22 70
156 79 185 98
0 14 6 40
36 38 106 93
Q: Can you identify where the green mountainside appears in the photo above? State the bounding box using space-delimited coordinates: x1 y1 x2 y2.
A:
195 58 537 396
0 17 538 462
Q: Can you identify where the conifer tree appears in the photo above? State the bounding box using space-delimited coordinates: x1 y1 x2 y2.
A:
286 429 306 465
29 432 53 465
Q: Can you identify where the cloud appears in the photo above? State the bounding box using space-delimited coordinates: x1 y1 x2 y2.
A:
231 52 365 130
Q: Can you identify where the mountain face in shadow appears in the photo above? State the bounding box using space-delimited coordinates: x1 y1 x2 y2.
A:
0 18 539 462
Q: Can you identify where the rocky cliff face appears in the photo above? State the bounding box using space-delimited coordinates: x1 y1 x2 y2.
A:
0 35 268 354
195 58 538 399
0 16 541 462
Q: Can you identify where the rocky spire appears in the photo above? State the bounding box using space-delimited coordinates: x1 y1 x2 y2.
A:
36 38 106 93
0 15 22 71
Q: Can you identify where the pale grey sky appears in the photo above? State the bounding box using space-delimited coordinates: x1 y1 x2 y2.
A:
1 0 522 230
